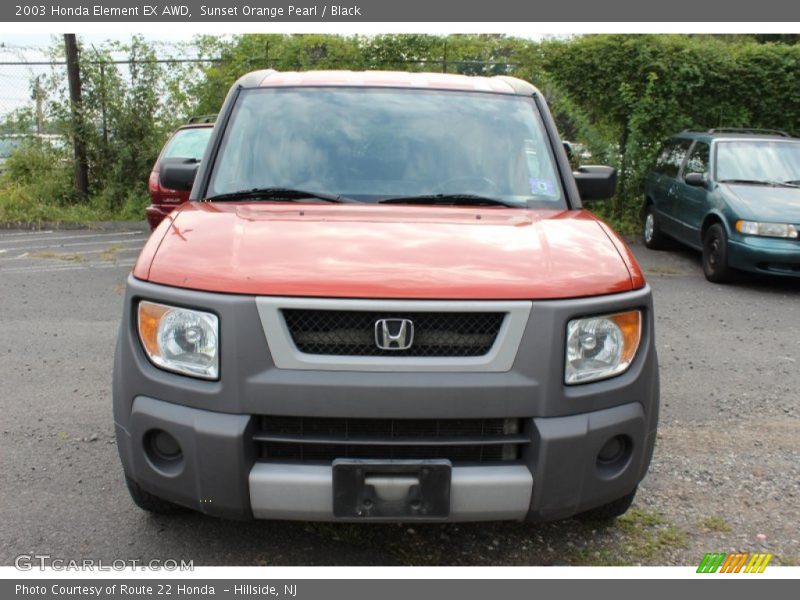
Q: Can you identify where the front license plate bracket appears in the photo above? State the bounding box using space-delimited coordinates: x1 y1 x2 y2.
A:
332 459 451 519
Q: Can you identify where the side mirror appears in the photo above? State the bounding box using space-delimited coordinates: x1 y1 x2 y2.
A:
573 165 617 201
684 172 707 188
159 158 199 192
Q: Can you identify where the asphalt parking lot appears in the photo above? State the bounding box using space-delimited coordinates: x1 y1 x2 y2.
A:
0 226 798 567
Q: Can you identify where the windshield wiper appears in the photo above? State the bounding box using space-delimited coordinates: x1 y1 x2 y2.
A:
719 178 800 188
205 187 351 203
378 193 519 208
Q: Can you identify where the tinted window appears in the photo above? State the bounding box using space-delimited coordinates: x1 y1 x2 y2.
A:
654 139 692 178
683 142 710 176
162 127 213 161
208 87 565 208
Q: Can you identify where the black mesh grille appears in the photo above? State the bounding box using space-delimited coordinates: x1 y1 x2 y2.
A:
254 416 526 464
282 310 504 357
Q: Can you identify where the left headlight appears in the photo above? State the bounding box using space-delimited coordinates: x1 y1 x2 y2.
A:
137 301 219 379
565 310 642 385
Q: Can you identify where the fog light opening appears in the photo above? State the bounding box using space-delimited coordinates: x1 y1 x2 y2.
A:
144 429 184 474
596 435 632 479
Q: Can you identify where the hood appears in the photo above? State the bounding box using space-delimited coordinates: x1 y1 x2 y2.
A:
721 184 800 223
135 202 640 300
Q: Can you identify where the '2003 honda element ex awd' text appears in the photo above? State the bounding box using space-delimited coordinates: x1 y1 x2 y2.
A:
113 70 659 523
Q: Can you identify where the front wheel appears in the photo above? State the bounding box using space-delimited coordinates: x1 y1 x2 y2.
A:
702 223 733 283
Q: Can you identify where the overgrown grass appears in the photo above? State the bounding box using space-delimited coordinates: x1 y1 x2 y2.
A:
0 180 149 225
0 140 149 226
697 515 733 533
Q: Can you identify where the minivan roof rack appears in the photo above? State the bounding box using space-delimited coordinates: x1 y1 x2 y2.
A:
682 127 791 137
187 114 217 124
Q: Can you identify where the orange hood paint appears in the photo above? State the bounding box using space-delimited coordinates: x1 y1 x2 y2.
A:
134 202 643 300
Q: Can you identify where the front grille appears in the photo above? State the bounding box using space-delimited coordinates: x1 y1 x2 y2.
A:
282 309 504 357
253 416 527 464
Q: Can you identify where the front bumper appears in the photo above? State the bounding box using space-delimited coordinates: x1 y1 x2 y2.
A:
114 276 659 522
116 396 653 521
728 236 800 277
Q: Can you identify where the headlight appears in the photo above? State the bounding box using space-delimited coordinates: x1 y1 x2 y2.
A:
735 220 798 239
137 301 219 379
565 310 641 384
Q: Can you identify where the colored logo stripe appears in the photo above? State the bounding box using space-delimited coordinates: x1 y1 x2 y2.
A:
745 553 772 573
697 552 772 573
697 553 726 573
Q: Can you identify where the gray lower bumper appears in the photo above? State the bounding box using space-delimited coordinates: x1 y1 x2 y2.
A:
249 463 533 521
116 395 656 522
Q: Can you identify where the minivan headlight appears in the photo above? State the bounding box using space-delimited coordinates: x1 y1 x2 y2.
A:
735 220 798 239
565 310 641 384
137 301 219 379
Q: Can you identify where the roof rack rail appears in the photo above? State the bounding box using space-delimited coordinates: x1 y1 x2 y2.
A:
707 127 790 137
187 114 217 124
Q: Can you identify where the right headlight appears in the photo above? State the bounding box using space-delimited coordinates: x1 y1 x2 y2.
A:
565 310 642 384
735 220 798 239
137 301 219 380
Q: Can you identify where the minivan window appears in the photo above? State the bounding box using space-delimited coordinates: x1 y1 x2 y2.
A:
654 139 693 178
208 87 565 208
716 140 800 183
683 142 710 177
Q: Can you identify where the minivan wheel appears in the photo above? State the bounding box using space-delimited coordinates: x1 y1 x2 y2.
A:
125 476 187 515
643 205 667 250
576 486 638 522
702 223 733 283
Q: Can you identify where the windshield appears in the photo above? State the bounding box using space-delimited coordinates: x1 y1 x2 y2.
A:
208 87 565 208
716 140 800 183
162 127 213 161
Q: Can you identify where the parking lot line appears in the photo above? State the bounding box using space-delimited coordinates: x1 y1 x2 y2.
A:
0 260 137 274
0 230 146 246
0 229 54 237
0 237 147 253
0 245 144 262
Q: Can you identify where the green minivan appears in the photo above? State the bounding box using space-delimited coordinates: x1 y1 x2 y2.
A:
643 128 800 282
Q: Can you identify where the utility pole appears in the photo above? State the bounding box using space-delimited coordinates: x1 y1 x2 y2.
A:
99 63 108 146
33 76 44 134
64 33 89 198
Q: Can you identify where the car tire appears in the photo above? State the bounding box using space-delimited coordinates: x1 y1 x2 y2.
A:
643 205 667 250
702 223 733 283
125 476 187 515
576 486 638 522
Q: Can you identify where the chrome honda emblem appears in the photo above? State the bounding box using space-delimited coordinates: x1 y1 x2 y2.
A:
374 318 414 350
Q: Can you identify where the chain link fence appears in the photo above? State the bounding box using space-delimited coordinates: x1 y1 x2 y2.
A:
0 48 220 134
0 47 61 133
